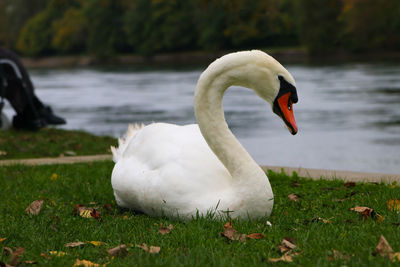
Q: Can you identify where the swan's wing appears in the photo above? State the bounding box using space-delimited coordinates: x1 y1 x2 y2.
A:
111 123 232 214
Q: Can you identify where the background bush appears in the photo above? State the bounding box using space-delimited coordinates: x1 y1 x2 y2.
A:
0 0 399 57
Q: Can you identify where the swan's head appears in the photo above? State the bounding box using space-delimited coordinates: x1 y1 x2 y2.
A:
196 50 298 134
246 51 299 135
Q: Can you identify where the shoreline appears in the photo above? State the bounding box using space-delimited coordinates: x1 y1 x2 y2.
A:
21 49 400 69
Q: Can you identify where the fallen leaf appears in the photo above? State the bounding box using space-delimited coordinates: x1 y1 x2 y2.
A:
268 252 299 263
335 191 357 202
344 181 356 188
350 206 370 213
350 206 382 221
25 200 44 215
288 193 299 202
392 252 400 262
73 259 101 267
89 241 106 247
65 242 86 248
137 243 160 254
0 150 7 156
107 244 127 257
291 181 300 187
40 253 51 259
73 204 102 221
220 222 246 242
279 238 296 254
149 246 161 254
102 204 113 212
387 199 400 212
0 238 6 242
49 251 67 256
247 233 266 239
328 250 351 261
6 247 24 267
306 217 331 224
158 224 173 235
50 173 58 181
373 235 393 259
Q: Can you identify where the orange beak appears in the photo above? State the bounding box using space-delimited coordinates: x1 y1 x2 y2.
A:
274 92 298 135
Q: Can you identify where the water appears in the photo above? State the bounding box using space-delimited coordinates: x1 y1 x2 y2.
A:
3 63 400 174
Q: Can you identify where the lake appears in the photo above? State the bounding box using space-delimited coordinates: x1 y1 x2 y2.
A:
4 62 400 174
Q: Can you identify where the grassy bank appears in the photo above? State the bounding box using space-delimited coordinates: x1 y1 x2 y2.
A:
0 128 116 160
1 161 399 266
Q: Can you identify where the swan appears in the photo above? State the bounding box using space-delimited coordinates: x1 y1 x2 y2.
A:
111 50 298 219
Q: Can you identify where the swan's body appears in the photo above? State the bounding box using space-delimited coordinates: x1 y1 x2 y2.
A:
111 50 298 219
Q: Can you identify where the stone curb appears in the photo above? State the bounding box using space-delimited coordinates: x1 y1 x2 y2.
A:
1 154 399 183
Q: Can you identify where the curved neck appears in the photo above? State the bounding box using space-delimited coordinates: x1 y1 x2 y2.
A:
194 63 265 184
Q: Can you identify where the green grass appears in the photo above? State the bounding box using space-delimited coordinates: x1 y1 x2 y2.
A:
1 162 399 266
0 128 116 159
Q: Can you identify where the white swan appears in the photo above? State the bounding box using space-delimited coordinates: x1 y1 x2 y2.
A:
111 50 298 219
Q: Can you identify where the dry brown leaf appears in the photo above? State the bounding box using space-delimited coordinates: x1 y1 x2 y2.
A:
102 203 113 212
73 258 102 267
344 181 356 188
0 238 6 242
268 252 299 263
158 224 173 235
247 233 266 239
387 199 400 212
328 250 351 261
0 150 7 156
25 200 44 215
4 247 25 267
137 243 161 254
40 253 51 259
107 244 128 257
220 222 246 242
73 204 102 221
65 242 86 248
288 193 299 202
373 235 394 259
350 206 382 221
350 206 371 213
291 181 300 187
279 238 296 254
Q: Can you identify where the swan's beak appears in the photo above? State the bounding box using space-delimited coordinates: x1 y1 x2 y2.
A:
273 92 298 135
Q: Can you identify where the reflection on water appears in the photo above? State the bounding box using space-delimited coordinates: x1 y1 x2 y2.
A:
4 62 400 174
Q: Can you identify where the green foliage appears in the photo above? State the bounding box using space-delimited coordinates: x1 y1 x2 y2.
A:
51 7 88 54
124 0 197 56
83 0 128 57
296 0 343 55
340 0 400 52
3 0 400 56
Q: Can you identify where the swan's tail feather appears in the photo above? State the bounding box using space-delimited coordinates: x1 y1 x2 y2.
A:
111 123 146 162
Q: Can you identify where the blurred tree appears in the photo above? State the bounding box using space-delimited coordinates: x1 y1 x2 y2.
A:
52 7 88 54
16 0 73 56
0 0 9 47
193 0 229 50
84 0 128 57
1 0 47 49
340 0 400 52
125 0 197 56
296 0 343 55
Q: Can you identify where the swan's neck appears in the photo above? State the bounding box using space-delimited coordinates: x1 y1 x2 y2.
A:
194 61 268 188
